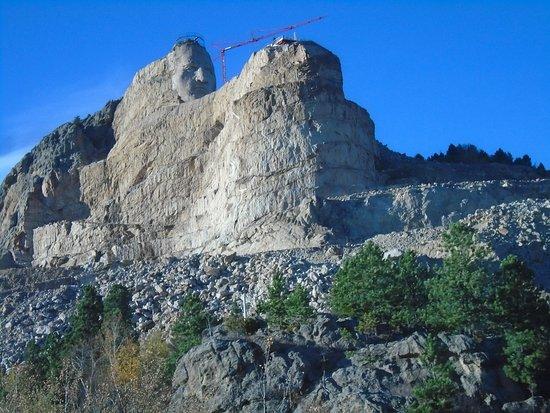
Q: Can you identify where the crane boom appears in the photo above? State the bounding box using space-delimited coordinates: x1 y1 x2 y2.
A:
219 16 326 83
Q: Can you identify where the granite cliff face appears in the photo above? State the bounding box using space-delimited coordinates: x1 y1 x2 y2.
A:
30 39 378 265
0 39 540 270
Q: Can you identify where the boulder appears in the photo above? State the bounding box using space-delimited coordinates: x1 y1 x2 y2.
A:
502 396 550 413
168 317 535 412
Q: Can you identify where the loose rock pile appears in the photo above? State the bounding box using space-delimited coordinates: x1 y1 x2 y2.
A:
0 247 343 369
371 198 549 287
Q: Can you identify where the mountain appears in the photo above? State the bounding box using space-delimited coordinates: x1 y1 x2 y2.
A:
0 38 548 412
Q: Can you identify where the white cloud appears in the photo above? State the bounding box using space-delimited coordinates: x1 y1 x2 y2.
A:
0 146 32 181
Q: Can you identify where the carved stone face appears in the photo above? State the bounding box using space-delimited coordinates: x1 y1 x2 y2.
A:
169 40 216 102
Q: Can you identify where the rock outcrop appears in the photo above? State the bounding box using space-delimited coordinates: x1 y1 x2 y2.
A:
168 315 535 412
29 39 377 264
370 197 550 287
0 101 119 267
32 177 549 268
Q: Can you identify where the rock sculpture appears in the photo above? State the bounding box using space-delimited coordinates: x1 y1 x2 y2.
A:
32 39 378 265
0 38 546 269
168 39 216 102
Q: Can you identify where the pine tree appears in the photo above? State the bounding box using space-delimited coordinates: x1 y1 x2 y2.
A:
489 255 550 332
330 243 428 332
422 223 490 333
166 293 213 375
257 273 288 327
68 285 103 344
491 148 513 164
258 273 315 329
285 284 314 326
503 329 550 394
103 284 133 327
513 154 532 167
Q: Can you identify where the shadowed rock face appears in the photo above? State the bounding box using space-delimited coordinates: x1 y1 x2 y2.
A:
167 317 529 412
0 101 119 267
168 40 216 102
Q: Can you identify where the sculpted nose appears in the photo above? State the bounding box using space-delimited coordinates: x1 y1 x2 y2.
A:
194 67 206 83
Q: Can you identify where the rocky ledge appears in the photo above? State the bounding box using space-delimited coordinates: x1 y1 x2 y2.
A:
168 314 548 412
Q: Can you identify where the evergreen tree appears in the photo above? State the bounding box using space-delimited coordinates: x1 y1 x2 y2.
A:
285 284 314 326
389 251 430 330
513 154 532 167
536 163 547 176
40 332 66 380
257 273 289 327
408 335 458 413
68 285 103 344
489 255 550 332
167 293 213 375
330 243 428 332
24 340 46 378
422 223 490 333
258 273 315 329
491 148 513 164
446 144 459 162
503 329 550 394
103 284 133 327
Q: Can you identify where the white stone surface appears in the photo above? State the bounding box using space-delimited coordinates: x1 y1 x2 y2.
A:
34 40 377 263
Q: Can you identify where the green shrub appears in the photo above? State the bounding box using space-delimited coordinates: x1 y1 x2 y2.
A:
284 284 315 326
257 273 287 327
25 334 67 383
257 273 314 329
409 336 458 413
489 256 550 332
503 328 550 392
330 243 428 332
420 334 447 365
24 340 45 378
422 223 490 333
224 302 260 335
167 293 213 375
339 327 355 343
68 285 103 344
103 284 132 327
39 332 66 381
0 365 58 413
408 362 458 413
0 369 6 403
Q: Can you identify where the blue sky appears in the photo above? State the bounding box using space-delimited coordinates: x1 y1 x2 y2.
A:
1 1 549 179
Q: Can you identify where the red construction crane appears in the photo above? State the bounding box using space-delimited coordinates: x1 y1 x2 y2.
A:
218 16 326 84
